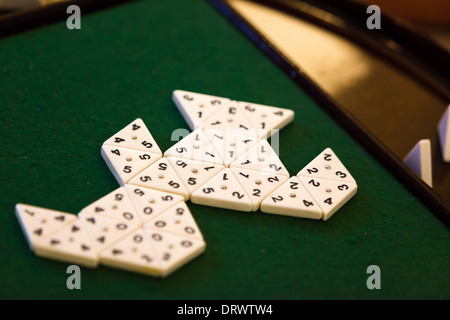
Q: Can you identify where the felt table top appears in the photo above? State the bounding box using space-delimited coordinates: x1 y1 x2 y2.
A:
0 0 448 299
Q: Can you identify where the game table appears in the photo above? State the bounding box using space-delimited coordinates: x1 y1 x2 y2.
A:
0 0 449 300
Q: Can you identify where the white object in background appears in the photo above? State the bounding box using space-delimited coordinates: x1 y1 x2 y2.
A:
437 105 450 163
403 139 433 187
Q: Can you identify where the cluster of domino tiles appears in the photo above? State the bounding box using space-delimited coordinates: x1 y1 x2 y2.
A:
15 89 358 278
164 90 357 220
403 105 450 188
15 117 206 277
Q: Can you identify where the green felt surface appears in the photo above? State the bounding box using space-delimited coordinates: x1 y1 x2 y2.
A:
0 0 449 299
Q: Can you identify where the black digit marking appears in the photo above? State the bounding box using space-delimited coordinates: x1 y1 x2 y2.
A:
183 94 193 101
123 212 133 220
155 221 166 228
229 107 236 114
114 137 125 143
112 249 122 255
134 188 145 197
303 200 314 207
307 167 318 174
336 171 347 178
324 153 332 161
181 240 192 247
338 184 349 191
176 147 187 153
133 235 143 243
123 166 132 173
132 124 140 131
203 187 214 194
176 160 187 168
139 154 151 160
274 111 283 116
140 175 152 182
272 195 283 203
115 193 123 201
239 172 249 179
143 207 153 215
269 164 282 172
142 140 153 148
185 227 195 234
308 179 320 187
253 189 261 197
152 233 162 241
245 105 255 112
223 173 228 180
176 208 184 215
188 177 196 185
111 149 120 156
324 198 333 205
268 176 279 183
168 181 180 189
232 192 244 199
158 163 167 170
290 181 298 189
142 255 152 263
116 223 127 230
161 195 173 201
